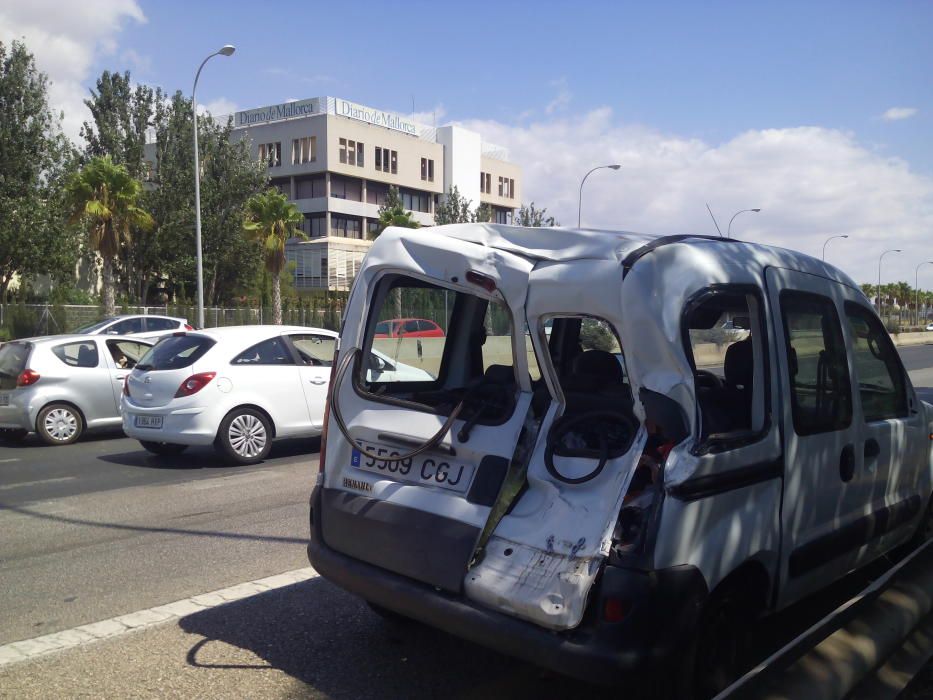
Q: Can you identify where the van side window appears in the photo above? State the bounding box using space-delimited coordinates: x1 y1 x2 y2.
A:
684 289 766 441
843 303 908 421
780 291 852 435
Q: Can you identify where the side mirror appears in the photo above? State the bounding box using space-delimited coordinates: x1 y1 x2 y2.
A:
367 353 387 372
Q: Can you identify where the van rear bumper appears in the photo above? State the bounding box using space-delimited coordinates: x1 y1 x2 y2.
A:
307 484 707 685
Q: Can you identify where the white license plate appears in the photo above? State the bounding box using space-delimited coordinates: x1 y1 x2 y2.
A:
134 415 163 429
352 440 474 494
0 394 8 407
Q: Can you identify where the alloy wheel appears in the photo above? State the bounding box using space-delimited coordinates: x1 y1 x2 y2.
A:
228 413 267 458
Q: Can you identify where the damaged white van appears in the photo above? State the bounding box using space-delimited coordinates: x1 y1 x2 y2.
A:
307 224 933 695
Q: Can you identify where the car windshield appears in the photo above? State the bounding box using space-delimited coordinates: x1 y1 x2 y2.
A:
72 318 115 333
136 335 215 371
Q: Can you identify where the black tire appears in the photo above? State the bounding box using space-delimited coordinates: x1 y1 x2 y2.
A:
0 428 28 442
215 407 272 465
690 585 754 699
139 440 189 456
36 403 83 446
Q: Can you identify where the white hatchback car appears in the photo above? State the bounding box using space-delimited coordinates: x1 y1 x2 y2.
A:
73 314 192 341
122 326 336 463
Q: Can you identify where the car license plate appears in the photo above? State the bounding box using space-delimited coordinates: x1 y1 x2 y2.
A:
134 415 163 429
0 394 8 407
352 440 474 494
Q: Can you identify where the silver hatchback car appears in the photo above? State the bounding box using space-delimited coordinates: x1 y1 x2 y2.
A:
0 334 153 445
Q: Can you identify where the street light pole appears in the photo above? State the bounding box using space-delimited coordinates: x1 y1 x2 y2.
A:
915 260 933 327
821 234 849 262
192 44 236 329
877 248 902 320
727 208 761 238
578 164 621 228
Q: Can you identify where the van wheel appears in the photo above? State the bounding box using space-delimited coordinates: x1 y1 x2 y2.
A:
140 441 188 456
36 404 83 445
216 408 271 464
691 586 753 699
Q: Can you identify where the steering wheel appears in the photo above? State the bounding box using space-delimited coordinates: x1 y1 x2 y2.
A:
544 410 637 485
695 370 724 391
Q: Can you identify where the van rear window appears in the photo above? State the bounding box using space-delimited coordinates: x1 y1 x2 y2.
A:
359 274 520 420
136 335 215 371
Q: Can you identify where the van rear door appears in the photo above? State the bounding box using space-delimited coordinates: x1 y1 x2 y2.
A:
320 239 536 594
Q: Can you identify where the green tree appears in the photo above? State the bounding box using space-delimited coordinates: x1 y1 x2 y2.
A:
0 40 82 301
66 156 154 315
243 188 304 325
434 185 474 225
373 186 420 238
146 92 267 305
474 202 493 223
515 202 558 227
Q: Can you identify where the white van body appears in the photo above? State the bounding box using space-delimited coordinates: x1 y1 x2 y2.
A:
308 224 933 691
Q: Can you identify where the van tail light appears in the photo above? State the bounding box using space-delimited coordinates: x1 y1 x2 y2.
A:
318 345 341 476
123 375 131 398
184 324 194 331
174 372 216 398
17 369 40 387
466 270 497 293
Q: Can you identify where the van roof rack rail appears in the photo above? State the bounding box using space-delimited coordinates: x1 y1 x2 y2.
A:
620 234 738 278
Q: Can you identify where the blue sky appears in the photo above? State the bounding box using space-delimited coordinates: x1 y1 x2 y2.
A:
3 0 932 286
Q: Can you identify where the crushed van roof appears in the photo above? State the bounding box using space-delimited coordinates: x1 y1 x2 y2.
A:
402 223 859 290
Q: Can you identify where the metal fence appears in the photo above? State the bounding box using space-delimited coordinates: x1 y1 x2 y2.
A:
0 304 345 341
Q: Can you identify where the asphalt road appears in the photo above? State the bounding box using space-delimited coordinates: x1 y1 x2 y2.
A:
0 342 930 698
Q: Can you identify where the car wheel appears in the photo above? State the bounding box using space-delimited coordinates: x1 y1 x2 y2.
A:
0 428 28 442
216 408 272 465
36 404 83 445
139 441 189 456
690 585 754 699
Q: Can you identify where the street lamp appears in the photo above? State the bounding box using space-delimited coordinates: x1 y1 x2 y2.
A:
192 44 236 329
578 164 621 228
877 248 902 319
727 208 761 238
915 260 933 327
821 234 849 262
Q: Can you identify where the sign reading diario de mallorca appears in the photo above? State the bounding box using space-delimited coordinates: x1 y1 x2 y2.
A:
235 98 318 127
333 98 419 136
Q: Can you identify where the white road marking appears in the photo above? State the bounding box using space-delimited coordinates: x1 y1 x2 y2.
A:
0 458 21 464
0 566 319 667
0 476 76 491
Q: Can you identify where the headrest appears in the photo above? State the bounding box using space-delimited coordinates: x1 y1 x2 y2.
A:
571 350 624 385
484 364 514 385
724 338 753 388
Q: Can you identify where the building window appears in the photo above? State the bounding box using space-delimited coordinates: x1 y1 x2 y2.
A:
339 138 364 167
494 207 510 224
486 172 492 194
291 137 316 165
295 174 326 199
330 175 362 202
375 147 397 173
270 178 290 197
367 220 380 238
332 215 362 239
366 180 390 206
481 172 492 194
495 177 514 199
509 178 515 199
258 142 281 168
400 187 430 213
299 213 327 238
421 158 434 182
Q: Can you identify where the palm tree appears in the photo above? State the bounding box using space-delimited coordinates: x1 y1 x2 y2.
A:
243 188 304 324
372 186 420 239
66 156 154 316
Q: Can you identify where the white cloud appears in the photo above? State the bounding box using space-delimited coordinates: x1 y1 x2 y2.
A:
411 105 446 127
880 106 918 122
0 0 147 142
545 78 571 115
459 108 933 285
198 97 238 118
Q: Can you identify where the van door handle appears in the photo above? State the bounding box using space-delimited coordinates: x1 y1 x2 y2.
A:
839 444 855 482
864 438 880 459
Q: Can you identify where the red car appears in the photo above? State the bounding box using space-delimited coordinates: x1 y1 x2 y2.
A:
374 318 445 338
